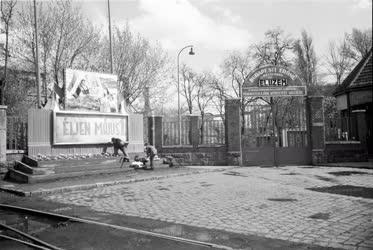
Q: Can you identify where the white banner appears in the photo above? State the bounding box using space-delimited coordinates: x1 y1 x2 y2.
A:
53 111 128 145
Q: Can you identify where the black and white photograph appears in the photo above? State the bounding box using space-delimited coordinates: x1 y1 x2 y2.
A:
0 0 372 249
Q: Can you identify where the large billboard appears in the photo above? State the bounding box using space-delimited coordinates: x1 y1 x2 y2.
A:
53 111 128 145
65 69 118 112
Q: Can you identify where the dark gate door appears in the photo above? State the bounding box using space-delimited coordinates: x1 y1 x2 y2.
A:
242 97 311 166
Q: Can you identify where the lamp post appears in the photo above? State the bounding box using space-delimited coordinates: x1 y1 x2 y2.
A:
177 45 195 145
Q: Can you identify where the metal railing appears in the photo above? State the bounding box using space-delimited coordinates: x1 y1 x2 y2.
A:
200 119 225 145
162 117 225 146
325 116 343 141
163 118 191 146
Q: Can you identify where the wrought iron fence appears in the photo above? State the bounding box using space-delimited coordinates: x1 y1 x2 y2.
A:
163 118 191 146
243 103 308 147
325 115 343 141
287 130 308 147
163 117 225 146
200 119 225 145
7 116 27 151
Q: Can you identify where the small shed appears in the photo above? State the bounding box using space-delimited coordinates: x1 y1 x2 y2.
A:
333 48 372 157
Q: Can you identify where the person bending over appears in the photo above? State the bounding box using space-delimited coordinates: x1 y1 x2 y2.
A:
111 137 129 161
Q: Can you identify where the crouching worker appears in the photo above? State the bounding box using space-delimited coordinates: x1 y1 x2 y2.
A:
144 143 157 170
111 137 129 167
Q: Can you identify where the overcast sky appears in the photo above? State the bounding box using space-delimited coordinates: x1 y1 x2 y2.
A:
80 0 372 75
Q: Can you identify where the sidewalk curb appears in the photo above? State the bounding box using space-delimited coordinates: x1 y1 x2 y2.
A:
0 168 227 197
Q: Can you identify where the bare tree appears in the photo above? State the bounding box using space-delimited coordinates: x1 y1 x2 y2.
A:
253 28 304 137
49 1 100 86
0 0 17 105
178 64 196 114
14 0 101 104
3 0 170 114
195 72 215 143
344 28 372 62
3 69 35 116
326 39 354 85
100 24 168 112
221 51 252 98
325 28 372 86
177 68 216 142
253 27 294 67
221 50 257 134
209 75 228 125
294 30 318 93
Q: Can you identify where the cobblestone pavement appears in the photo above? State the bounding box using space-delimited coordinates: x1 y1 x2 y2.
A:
43 166 373 250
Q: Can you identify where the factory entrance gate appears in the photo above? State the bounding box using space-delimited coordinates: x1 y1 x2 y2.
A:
240 65 311 166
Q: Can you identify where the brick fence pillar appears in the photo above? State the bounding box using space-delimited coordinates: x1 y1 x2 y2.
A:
148 116 163 151
306 96 325 164
189 115 200 148
0 105 7 163
225 99 241 165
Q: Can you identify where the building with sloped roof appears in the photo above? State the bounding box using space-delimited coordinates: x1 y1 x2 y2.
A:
333 48 372 158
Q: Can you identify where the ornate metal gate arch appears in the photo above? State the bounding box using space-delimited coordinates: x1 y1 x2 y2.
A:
240 65 311 166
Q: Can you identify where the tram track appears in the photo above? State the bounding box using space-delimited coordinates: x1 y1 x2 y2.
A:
0 221 63 249
0 204 233 250
0 234 52 250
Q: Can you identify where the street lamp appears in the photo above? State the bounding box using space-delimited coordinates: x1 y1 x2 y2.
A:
177 45 195 145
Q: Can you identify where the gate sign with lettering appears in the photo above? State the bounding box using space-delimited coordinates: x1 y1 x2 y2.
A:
53 111 128 145
243 65 307 97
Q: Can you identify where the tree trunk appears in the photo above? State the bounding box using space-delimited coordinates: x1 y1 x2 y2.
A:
42 52 48 105
200 112 205 144
240 102 245 135
143 86 151 116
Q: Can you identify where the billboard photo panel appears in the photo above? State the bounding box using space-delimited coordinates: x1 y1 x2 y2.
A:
65 69 119 113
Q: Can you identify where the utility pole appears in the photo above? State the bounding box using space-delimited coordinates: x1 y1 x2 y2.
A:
33 0 41 108
239 81 243 167
107 0 113 74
